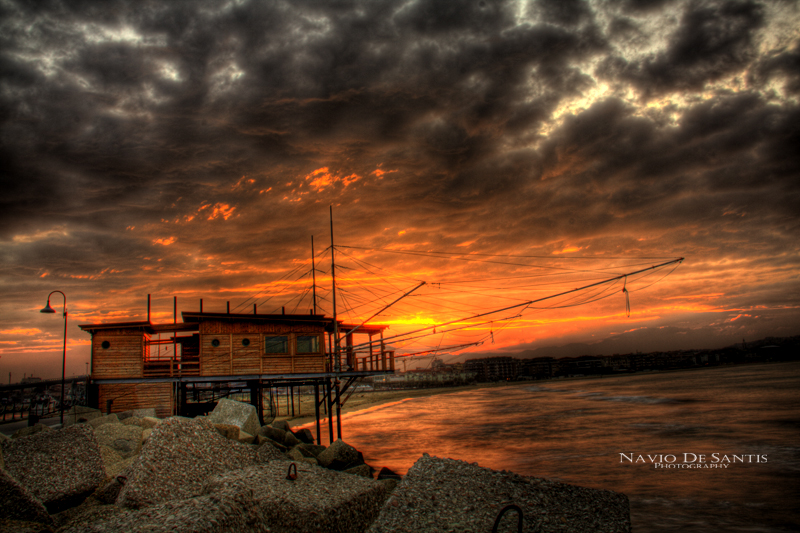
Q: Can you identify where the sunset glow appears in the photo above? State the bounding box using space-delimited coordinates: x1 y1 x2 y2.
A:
1 0 799 380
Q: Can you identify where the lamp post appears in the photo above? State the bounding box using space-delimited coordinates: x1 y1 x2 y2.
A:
40 291 67 425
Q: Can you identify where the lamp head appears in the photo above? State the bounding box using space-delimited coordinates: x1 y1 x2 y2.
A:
40 302 56 314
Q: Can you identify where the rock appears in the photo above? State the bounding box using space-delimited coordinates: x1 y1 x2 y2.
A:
257 424 286 443
11 424 52 439
0 469 53 526
237 430 255 444
140 416 161 429
63 405 102 427
293 428 315 444
0 518 54 532
52 498 123 531
1 424 105 514
57 492 260 533
141 428 153 445
108 457 135 478
212 424 239 441
345 464 373 478
89 414 120 428
376 466 402 481
295 442 327 457
270 419 291 432
317 439 359 471
287 447 318 465
116 408 157 421
115 417 259 509
256 442 285 462
121 417 147 428
377 478 398 493
366 455 632 533
256 435 287 452
94 475 128 505
206 399 259 437
99 445 123 476
282 430 301 447
94 423 143 459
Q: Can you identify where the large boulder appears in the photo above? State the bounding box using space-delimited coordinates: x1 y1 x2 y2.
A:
0 469 53 526
366 455 631 533
293 428 315 444
257 425 286 443
116 408 157 421
94 423 143 459
206 399 259 437
89 414 120 429
115 417 259 509
63 405 102 427
1 424 105 513
295 442 326 458
11 424 52 440
317 439 359 470
270 420 291 432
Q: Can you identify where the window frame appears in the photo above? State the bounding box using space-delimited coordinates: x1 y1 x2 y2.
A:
295 334 321 355
263 335 289 356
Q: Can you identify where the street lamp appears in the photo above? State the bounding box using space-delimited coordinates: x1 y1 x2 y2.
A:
40 290 67 425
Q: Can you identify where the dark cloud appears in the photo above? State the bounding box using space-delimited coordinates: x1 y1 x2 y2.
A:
599 0 765 97
1 0 799 373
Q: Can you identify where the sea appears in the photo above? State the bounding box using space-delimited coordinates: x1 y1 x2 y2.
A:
321 361 800 532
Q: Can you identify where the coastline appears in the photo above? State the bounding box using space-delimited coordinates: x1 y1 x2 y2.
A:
280 380 526 428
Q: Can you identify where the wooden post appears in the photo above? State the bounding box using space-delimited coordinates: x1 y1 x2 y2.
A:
314 382 321 445
326 380 334 444
335 380 342 440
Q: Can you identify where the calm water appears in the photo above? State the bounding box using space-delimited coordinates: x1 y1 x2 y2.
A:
319 362 800 532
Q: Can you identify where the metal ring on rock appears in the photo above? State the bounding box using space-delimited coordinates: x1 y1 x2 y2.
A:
286 462 298 480
491 504 523 533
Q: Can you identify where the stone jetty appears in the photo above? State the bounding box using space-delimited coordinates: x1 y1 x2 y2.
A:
1 402 632 532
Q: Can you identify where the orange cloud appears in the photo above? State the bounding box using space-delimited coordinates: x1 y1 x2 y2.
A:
304 167 367 192
153 237 177 245
207 203 236 220
1 328 42 336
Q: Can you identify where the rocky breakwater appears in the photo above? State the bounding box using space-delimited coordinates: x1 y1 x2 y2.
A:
1 400 632 532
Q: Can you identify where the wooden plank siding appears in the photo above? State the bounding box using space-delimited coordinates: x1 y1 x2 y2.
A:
98 383 173 418
92 331 146 378
200 328 325 377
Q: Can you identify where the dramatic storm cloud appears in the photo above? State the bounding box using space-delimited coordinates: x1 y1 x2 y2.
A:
1 0 798 378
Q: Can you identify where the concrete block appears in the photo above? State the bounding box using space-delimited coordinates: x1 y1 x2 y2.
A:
1 424 105 514
207 399 259 437
115 417 258 509
366 455 631 533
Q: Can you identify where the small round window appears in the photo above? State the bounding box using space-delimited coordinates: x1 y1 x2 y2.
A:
242 338 251 347
211 339 220 347
101 340 110 349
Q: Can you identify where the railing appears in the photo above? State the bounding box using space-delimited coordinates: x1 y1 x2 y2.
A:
0 377 88 424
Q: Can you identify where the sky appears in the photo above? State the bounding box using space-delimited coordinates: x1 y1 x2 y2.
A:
1 0 799 381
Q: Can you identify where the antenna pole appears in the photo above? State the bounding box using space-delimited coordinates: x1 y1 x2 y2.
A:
311 235 317 314
330 206 340 372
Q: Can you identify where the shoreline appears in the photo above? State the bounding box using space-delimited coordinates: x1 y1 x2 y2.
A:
278 361 790 429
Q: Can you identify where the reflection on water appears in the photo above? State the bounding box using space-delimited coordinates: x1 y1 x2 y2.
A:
323 362 800 533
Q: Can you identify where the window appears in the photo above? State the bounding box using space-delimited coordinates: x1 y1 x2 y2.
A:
242 338 251 347
264 336 288 354
211 339 220 347
296 335 320 354
101 340 110 349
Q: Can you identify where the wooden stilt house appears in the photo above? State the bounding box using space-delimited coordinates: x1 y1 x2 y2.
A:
79 309 394 441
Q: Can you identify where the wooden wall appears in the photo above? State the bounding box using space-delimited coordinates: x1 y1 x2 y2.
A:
92 330 146 378
199 328 325 376
98 383 173 418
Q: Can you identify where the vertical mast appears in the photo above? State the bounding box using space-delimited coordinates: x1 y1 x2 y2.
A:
330 206 340 372
311 235 317 314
